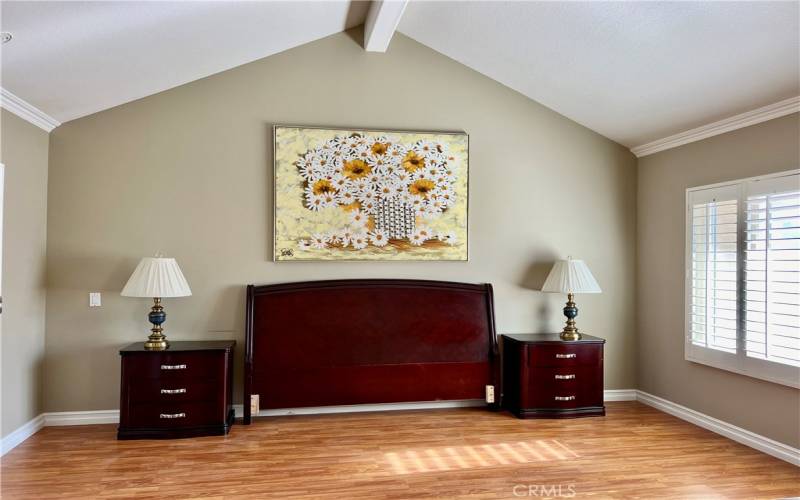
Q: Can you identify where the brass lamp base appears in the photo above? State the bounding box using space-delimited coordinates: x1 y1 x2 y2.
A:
144 335 169 351
559 292 582 341
143 297 169 351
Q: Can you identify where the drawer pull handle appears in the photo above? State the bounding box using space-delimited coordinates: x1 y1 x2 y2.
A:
555 353 576 359
159 412 186 419
554 396 576 401
554 374 576 380
160 364 187 370
160 388 187 394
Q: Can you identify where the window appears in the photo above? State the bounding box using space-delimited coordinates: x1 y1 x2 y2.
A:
686 170 799 388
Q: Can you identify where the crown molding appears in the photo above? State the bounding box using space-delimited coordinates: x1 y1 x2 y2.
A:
631 96 800 158
0 87 61 132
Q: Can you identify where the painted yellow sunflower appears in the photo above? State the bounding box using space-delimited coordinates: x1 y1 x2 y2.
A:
343 159 371 179
409 178 436 197
402 151 425 172
371 142 389 156
311 179 336 195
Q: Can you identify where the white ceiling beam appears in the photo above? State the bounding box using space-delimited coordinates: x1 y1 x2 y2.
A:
363 0 408 52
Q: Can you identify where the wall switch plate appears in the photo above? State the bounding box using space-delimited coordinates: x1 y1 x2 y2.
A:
485 385 495 403
89 292 102 307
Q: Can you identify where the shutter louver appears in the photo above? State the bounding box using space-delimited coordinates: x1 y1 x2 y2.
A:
690 194 738 353
745 188 800 367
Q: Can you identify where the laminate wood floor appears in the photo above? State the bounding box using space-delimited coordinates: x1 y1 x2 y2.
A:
1 402 797 499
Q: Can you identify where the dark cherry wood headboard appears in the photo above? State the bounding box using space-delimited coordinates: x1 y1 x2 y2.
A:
244 279 498 423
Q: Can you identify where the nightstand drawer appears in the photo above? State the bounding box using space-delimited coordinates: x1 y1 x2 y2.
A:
123 351 225 380
528 344 602 367
124 401 221 428
527 367 603 408
528 390 602 410
128 378 223 404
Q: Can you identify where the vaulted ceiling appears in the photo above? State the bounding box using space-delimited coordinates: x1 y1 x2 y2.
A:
1 1 798 150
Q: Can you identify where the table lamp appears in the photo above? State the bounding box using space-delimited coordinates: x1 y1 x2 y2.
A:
542 257 601 341
121 257 192 350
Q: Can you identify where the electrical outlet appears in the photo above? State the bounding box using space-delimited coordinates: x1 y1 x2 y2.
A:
89 292 102 307
250 394 260 415
485 385 495 403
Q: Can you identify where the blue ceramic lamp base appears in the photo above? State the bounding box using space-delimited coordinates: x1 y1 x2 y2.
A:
144 297 169 350
560 292 581 341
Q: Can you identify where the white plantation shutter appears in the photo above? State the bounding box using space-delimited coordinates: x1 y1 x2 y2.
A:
744 176 800 367
686 170 800 388
689 186 739 353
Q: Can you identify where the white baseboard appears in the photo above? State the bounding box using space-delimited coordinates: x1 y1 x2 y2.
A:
0 414 44 456
43 409 119 426
636 390 800 467
603 389 637 401
4 389 796 467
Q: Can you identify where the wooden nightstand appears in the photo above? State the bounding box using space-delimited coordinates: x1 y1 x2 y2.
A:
118 340 235 439
502 334 605 418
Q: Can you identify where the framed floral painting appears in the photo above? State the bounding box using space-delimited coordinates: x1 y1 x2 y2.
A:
273 126 468 261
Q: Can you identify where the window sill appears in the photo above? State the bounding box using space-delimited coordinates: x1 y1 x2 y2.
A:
685 351 800 389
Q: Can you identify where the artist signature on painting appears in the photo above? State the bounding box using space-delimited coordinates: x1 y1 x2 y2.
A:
280 248 294 257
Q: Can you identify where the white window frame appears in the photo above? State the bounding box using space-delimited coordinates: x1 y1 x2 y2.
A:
685 169 800 389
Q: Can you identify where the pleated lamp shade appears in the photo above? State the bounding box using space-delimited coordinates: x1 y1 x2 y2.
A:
121 257 192 298
542 258 602 294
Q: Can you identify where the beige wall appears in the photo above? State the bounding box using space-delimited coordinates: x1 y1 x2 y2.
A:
0 109 49 437
637 113 800 447
45 29 637 412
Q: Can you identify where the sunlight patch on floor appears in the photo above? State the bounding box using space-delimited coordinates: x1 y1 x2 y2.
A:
384 439 579 475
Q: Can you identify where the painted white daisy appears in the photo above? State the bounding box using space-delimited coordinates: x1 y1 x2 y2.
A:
425 163 441 179
409 229 427 246
437 189 456 207
297 239 312 251
351 232 369 250
369 229 390 247
360 199 379 214
337 190 358 206
353 146 371 162
373 163 399 178
397 192 413 205
413 140 437 157
377 181 399 199
438 231 458 246
350 209 369 227
421 202 442 218
408 194 426 213
296 157 316 181
338 226 356 247
428 196 446 212
358 187 378 205
305 193 325 212
416 226 433 240
386 143 407 161
320 192 337 207
352 178 370 193
366 155 390 169
365 172 382 187
310 233 329 249
394 171 412 186
329 174 347 191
